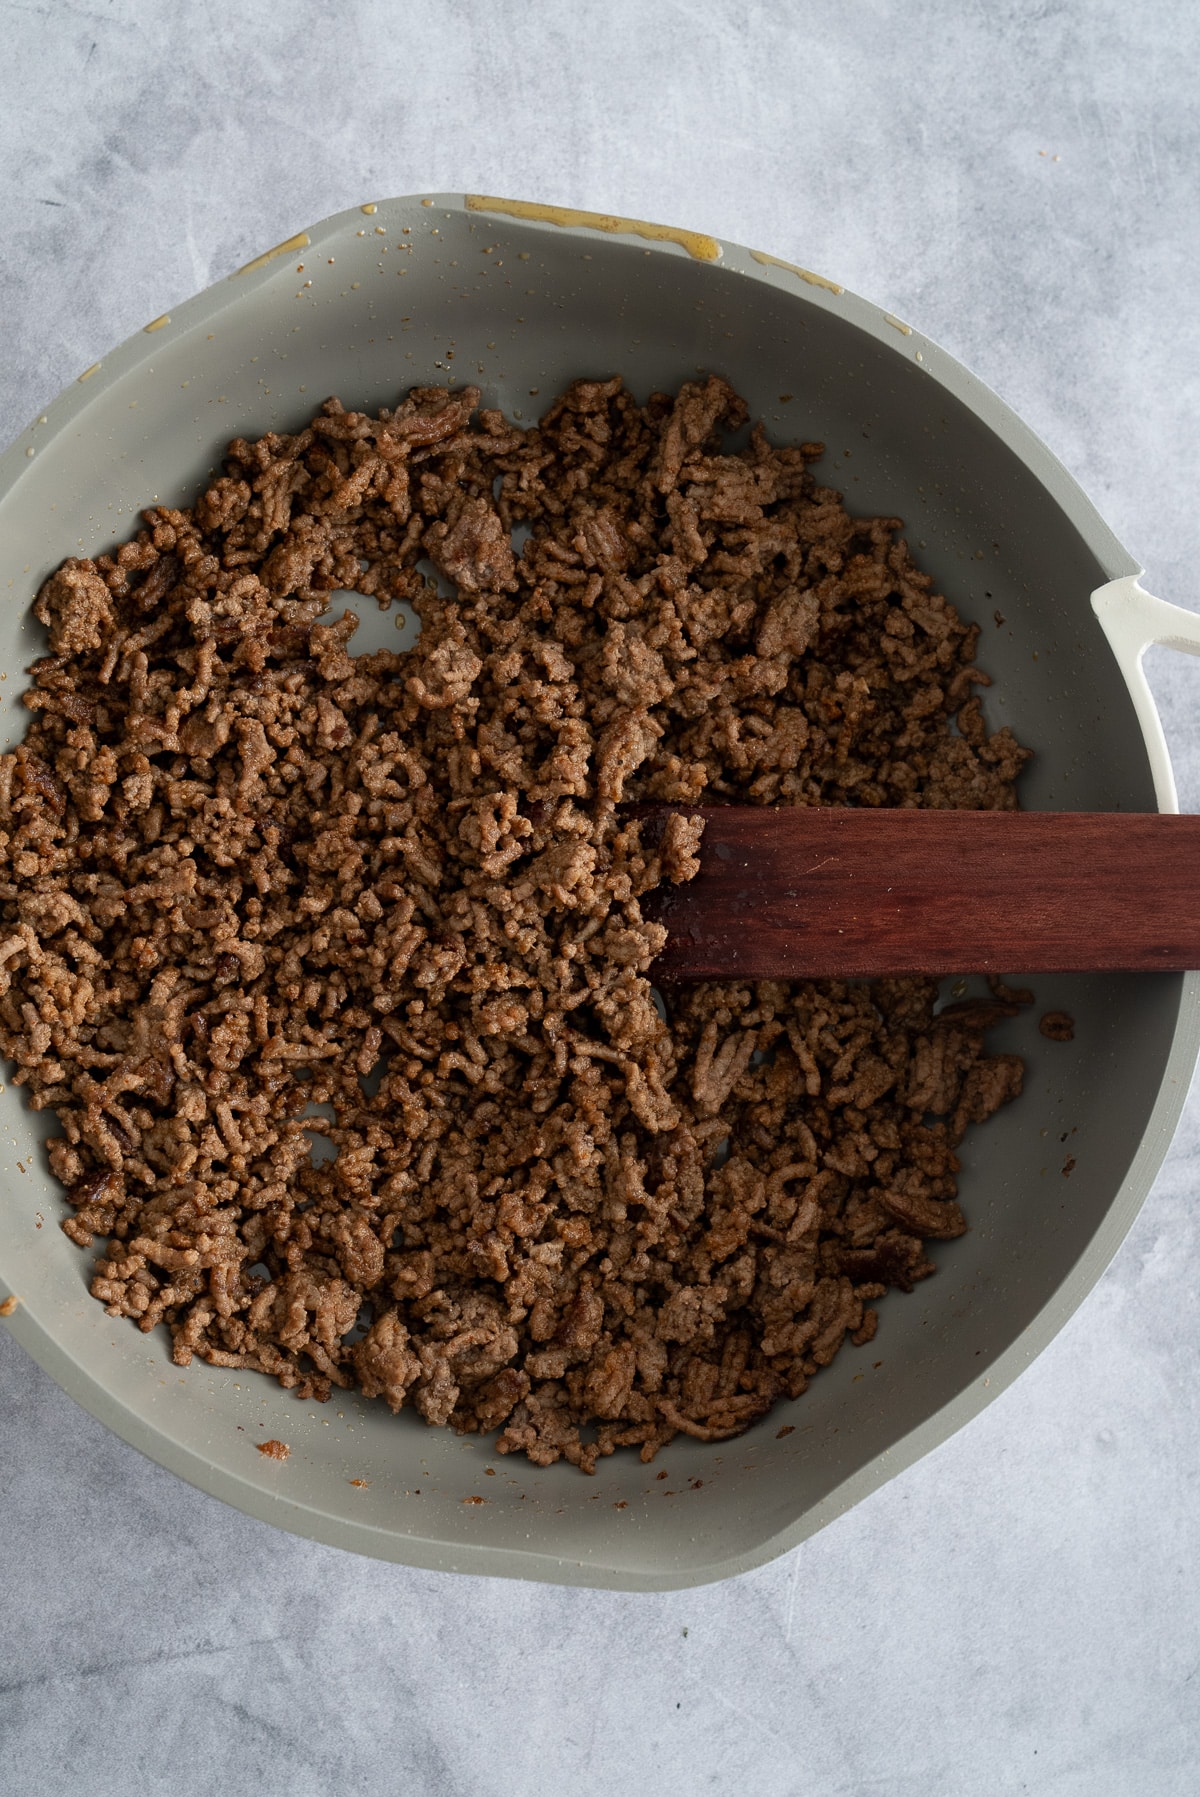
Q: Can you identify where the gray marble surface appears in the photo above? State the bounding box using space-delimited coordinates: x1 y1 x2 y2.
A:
3 2 1200 1791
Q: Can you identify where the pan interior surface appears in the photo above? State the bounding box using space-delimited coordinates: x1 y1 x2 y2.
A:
0 196 1188 1588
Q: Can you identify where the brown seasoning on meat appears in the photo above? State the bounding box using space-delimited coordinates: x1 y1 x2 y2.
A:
0 376 1032 1471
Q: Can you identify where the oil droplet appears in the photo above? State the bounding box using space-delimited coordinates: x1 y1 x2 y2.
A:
749 248 842 293
361 202 378 215
468 195 720 261
234 230 310 276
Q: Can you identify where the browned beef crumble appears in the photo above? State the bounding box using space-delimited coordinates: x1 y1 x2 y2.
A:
0 375 1032 1471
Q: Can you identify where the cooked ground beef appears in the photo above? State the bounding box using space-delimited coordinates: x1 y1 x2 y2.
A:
0 375 1032 1471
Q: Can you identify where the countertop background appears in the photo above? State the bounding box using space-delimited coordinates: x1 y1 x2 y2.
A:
3 3 1199 1792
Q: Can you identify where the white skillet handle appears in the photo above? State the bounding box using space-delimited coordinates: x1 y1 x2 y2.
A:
1091 575 1200 815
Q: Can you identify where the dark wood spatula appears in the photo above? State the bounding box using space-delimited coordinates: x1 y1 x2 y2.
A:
636 808 1200 980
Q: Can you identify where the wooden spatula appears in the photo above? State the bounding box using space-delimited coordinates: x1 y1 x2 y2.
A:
635 808 1200 980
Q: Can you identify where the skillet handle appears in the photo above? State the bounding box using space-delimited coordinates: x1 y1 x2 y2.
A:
1091 575 1200 815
